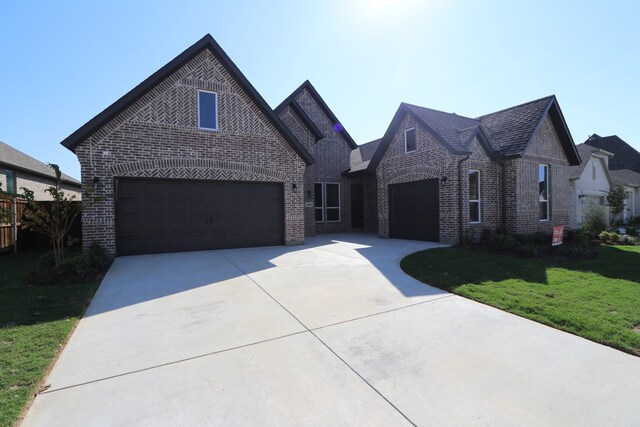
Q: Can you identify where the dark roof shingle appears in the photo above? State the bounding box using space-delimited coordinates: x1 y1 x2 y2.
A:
584 134 640 174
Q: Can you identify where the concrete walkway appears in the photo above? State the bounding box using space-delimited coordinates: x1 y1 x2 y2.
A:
22 234 640 426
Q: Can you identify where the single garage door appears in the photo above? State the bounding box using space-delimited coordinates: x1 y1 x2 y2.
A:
389 179 439 242
116 179 284 256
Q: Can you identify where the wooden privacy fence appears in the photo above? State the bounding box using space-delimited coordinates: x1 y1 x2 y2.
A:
0 196 27 252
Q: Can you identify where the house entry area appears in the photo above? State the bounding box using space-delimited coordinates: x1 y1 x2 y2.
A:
115 179 284 256
389 179 439 242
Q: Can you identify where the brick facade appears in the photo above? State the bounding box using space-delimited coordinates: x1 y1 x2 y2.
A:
75 49 306 254
277 88 354 236
375 112 573 243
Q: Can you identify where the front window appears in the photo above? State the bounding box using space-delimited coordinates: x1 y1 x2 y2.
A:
469 170 480 223
539 164 549 220
314 183 324 222
325 183 341 222
5 169 16 195
404 128 416 153
198 90 218 130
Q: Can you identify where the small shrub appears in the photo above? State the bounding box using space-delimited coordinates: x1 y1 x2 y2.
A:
583 203 608 234
515 243 539 258
619 235 636 245
459 228 475 248
598 231 620 244
24 242 112 286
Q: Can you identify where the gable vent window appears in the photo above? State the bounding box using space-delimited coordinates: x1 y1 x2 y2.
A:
198 90 218 130
539 164 549 221
404 128 416 153
469 170 481 223
592 162 596 180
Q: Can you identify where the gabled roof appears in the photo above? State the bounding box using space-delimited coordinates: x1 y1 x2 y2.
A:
60 34 314 166
274 99 323 142
276 80 357 149
610 169 640 187
366 95 580 172
584 134 640 174
0 140 80 186
568 144 613 183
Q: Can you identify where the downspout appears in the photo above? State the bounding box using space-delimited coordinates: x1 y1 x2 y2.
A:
458 154 470 243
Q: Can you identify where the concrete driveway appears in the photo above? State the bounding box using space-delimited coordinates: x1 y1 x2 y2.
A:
22 234 640 426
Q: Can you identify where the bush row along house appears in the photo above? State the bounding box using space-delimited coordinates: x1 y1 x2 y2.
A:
60 34 602 256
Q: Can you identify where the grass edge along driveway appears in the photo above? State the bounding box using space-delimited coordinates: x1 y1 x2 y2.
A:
401 245 640 356
0 250 99 427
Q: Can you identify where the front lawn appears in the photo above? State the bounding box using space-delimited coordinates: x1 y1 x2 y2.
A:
401 245 640 356
0 250 99 427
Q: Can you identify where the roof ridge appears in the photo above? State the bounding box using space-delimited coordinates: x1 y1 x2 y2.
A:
401 102 477 122
476 95 555 119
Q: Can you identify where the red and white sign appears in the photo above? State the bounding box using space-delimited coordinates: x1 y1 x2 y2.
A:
552 225 564 246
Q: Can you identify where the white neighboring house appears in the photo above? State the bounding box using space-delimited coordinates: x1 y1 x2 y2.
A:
568 144 613 229
609 169 640 222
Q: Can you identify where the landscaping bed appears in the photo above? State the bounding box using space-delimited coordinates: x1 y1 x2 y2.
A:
401 245 640 356
0 249 107 426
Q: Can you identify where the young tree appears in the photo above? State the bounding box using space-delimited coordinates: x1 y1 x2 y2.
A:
20 164 81 266
606 186 629 223
0 182 10 224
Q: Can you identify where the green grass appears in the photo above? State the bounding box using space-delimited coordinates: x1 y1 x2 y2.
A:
0 249 99 427
401 245 640 356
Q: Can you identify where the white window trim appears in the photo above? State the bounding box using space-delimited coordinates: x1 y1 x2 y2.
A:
404 127 416 153
197 90 218 131
539 164 550 221
325 182 341 223
314 182 324 223
469 169 481 223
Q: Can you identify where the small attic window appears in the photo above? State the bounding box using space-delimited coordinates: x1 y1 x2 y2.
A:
405 128 416 153
198 91 218 130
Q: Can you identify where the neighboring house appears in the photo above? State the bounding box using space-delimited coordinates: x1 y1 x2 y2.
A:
275 81 358 236
609 169 640 222
349 97 580 244
0 140 81 200
584 134 640 174
61 34 582 256
568 144 613 229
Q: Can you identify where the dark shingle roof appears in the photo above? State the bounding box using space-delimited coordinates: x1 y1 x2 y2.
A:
403 104 479 152
476 96 554 156
0 140 80 185
584 134 640 174
609 169 640 187
349 139 381 173
367 95 579 172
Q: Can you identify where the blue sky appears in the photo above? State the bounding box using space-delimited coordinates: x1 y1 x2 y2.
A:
1 0 638 179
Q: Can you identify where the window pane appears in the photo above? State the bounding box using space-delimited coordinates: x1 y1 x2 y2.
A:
315 208 323 222
198 91 217 129
314 183 323 208
405 128 416 152
6 170 15 194
326 208 339 222
469 170 479 200
326 184 339 208
540 201 549 220
470 201 480 222
538 164 547 200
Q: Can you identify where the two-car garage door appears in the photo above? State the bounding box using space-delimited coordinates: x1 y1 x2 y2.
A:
116 179 284 256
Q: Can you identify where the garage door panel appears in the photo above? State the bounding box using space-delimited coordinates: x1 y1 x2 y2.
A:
389 179 439 242
116 179 284 256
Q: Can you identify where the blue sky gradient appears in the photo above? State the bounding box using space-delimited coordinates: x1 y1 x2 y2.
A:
1 0 638 179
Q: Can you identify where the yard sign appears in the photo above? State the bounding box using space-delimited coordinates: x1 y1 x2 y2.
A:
552 225 564 246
